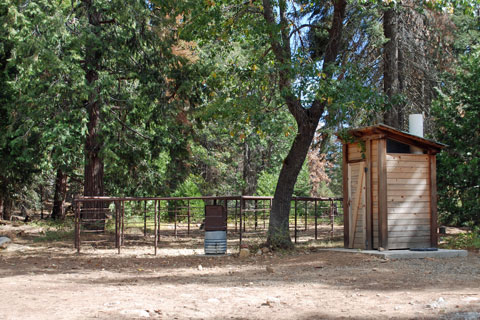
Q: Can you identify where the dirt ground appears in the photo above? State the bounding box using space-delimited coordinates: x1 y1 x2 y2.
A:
1 223 479 320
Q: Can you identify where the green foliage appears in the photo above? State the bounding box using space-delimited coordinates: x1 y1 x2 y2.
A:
1 0 205 211
256 171 277 197
451 9 480 53
5 0 475 227
33 229 74 243
172 174 203 198
433 44 480 226
294 162 312 197
179 1 387 202
441 229 480 250
171 174 205 213
255 161 312 197
183 24 300 197
31 218 75 242
324 143 344 197
0 1 45 208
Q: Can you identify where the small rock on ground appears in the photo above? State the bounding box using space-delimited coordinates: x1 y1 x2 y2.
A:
119 309 150 318
207 298 220 304
0 237 11 249
239 248 250 258
442 312 480 320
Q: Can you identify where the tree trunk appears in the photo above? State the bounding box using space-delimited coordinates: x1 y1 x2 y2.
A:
2 197 12 221
0 196 3 220
83 0 103 199
82 0 105 229
267 122 318 248
40 185 44 219
383 7 402 129
84 97 104 198
242 141 258 196
51 168 68 220
262 0 346 249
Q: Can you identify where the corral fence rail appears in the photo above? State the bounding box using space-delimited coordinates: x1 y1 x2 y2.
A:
73 195 343 255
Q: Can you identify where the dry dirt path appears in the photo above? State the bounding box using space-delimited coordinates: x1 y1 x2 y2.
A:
1 238 479 320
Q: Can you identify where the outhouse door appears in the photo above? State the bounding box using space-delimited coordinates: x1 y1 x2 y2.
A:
348 161 368 249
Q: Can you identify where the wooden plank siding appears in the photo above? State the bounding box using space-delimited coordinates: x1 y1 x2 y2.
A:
371 140 379 249
348 161 367 249
345 140 377 249
378 139 388 249
365 140 373 249
342 144 349 247
386 153 431 249
348 143 365 162
429 154 438 247
340 124 444 251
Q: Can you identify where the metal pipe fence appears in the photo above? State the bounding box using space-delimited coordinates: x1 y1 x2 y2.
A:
73 195 343 254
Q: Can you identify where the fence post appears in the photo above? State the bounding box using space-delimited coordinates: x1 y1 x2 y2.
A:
120 201 125 252
144 200 147 237
75 199 81 253
243 199 246 232
263 200 266 229
294 199 298 244
314 200 318 240
234 200 238 232
40 185 44 219
254 200 258 230
158 200 161 242
268 199 272 229
330 199 334 237
239 198 243 250
304 200 308 231
224 199 228 233
187 200 191 235
174 201 177 238
154 200 157 256
114 201 119 252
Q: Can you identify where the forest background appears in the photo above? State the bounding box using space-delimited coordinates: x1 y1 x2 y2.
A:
0 0 478 243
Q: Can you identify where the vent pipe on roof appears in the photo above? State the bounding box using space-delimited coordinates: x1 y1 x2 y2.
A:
409 114 424 154
409 114 424 137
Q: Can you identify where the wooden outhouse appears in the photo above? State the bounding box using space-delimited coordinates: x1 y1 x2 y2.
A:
340 124 446 250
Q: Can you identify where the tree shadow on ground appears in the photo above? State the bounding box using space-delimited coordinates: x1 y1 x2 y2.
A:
2 246 479 294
